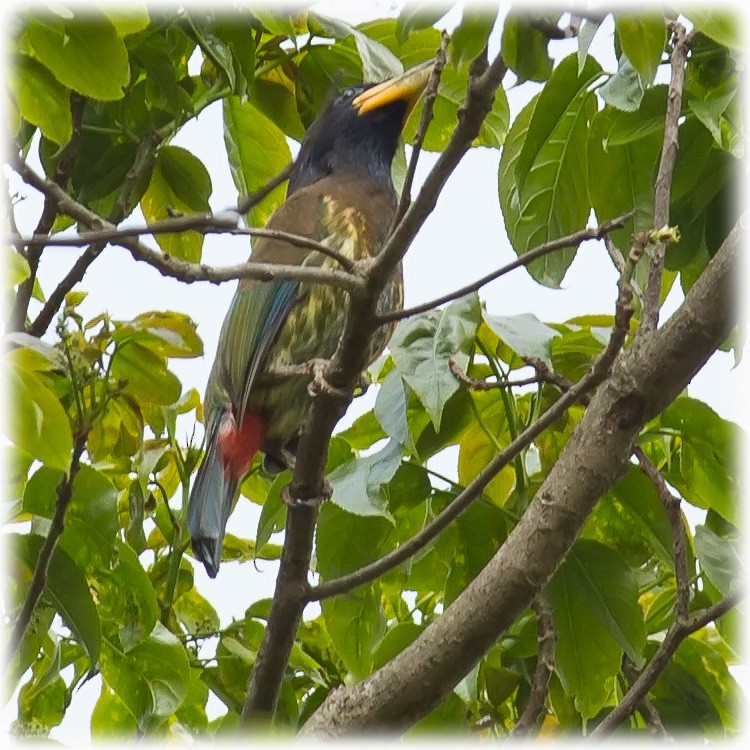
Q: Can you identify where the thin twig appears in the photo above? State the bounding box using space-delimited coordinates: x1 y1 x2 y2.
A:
10 158 364 303
640 24 694 333
590 591 742 738
390 33 448 231
634 448 691 621
511 597 556 737
236 162 293 215
621 655 668 737
377 211 634 325
6 435 87 664
448 357 543 390
13 216 355 271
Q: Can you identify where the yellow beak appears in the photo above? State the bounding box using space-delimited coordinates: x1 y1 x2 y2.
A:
352 60 434 119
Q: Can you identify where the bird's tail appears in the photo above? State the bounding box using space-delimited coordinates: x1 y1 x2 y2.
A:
188 409 264 578
188 423 237 579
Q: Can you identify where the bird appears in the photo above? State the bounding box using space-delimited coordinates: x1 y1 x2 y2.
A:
188 61 433 578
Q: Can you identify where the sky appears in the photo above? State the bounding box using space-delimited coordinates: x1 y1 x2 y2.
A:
2 0 747 744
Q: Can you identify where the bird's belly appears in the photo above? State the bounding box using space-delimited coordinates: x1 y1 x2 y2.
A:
251 271 402 453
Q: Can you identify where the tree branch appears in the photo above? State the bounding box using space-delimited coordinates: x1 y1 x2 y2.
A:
301 217 740 736
640 23 693 333
511 597 556 737
590 591 742 738
236 162 292 216
308 246 639 602
448 357 544 390
621 655 668 737
10 159 364 317
5 435 87 665
377 211 634 325
634 447 691 621
11 213 355 272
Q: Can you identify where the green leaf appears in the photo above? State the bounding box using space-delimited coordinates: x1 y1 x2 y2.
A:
577 19 601 75
6 249 31 288
656 397 739 525
373 622 424 669
483 312 560 367
223 96 291 228
501 12 553 83
22 15 130 101
316 503 391 676
391 293 481 431
396 2 453 43
328 440 402 518
588 104 663 266
111 341 181 405
688 90 737 150
101 6 150 37
91 686 137 736
255 472 289 554
599 55 647 112
614 14 666 82
375 371 417 454
97 538 158 651
695 524 741 596
100 621 190 726
18 673 68 732
685 11 742 51
3 361 72 472
10 54 72 144
605 84 668 145
502 54 601 286
12 533 101 672
140 145 212 262
450 8 497 68
112 311 203 359
310 13 403 81
24 464 118 571
174 587 221 636
457 398 515 507
547 539 646 718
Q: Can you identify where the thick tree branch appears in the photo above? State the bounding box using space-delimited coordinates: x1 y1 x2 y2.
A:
590 591 742 738
308 245 638 602
5 435 86 665
377 211 633 325
242 47 511 725
301 218 740 736
640 23 693 333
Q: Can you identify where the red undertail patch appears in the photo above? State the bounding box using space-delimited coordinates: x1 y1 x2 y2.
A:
218 409 264 480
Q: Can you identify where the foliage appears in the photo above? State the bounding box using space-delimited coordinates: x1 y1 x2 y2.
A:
4 4 742 741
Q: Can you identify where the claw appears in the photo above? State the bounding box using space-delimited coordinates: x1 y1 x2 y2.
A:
307 360 350 399
281 480 332 508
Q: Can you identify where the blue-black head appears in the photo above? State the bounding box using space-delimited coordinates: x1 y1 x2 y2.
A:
288 61 433 195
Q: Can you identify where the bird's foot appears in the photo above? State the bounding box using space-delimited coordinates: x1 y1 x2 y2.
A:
281 480 332 508
307 359 350 400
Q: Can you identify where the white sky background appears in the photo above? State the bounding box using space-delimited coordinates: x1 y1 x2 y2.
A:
2 0 748 744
